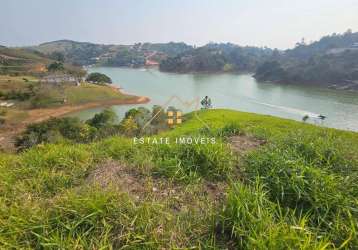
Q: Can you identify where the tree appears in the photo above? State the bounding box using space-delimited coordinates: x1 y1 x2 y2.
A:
86 109 117 129
119 116 138 136
47 61 64 72
86 72 112 84
49 52 65 62
15 117 93 150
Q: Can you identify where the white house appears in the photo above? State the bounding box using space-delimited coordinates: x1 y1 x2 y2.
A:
40 74 82 85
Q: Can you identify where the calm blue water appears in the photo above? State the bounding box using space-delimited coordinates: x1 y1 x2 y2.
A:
71 67 358 132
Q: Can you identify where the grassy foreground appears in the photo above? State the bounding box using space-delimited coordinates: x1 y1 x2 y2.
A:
0 109 357 249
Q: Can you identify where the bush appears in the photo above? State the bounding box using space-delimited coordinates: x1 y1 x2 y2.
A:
86 109 117 129
15 110 124 150
216 122 243 138
86 72 112 84
15 117 96 150
47 61 64 71
1 90 32 101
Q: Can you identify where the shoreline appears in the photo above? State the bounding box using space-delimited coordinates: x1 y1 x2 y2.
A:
26 94 150 124
0 94 150 151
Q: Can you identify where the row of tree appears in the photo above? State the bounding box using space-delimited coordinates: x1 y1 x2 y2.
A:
160 43 273 73
15 106 180 151
159 30 358 88
254 30 358 87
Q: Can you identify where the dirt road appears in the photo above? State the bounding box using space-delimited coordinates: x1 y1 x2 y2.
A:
0 95 150 151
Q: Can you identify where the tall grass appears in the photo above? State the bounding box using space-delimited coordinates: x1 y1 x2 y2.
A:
152 142 235 183
0 109 357 248
243 132 358 247
219 181 331 249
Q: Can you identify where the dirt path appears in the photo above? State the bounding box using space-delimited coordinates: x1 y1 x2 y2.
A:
25 95 150 124
0 95 150 151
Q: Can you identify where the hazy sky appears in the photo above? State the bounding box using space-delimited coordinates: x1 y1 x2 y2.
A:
1 0 358 49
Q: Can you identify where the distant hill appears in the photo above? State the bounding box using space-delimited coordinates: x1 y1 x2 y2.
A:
26 31 358 89
254 30 358 90
29 40 193 67
0 46 49 75
159 43 273 73
0 46 84 76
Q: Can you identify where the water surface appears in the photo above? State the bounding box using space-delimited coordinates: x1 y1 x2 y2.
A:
72 67 358 131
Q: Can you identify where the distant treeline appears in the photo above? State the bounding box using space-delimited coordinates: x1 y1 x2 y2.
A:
29 40 193 67
254 30 358 88
26 30 358 88
160 30 358 89
159 43 273 73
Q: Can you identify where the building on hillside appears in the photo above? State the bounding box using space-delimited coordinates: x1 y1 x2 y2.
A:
145 59 159 66
40 74 82 86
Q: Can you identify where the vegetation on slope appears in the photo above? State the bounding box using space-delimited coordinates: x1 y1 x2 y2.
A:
26 30 358 89
29 40 193 67
254 30 358 89
158 30 358 89
0 75 135 146
0 75 128 110
0 109 357 248
0 46 84 77
86 72 112 84
160 43 272 73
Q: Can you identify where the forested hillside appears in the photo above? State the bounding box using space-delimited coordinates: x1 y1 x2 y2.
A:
29 40 193 67
159 43 272 73
27 30 358 89
0 46 84 76
254 30 358 89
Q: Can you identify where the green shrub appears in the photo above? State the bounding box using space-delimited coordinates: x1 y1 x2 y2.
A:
47 61 64 71
86 72 112 84
15 117 97 150
216 122 243 138
1 90 32 101
86 109 117 129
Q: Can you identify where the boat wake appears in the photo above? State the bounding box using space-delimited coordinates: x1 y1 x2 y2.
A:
252 101 320 118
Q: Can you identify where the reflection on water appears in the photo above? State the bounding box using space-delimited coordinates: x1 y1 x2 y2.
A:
71 67 358 131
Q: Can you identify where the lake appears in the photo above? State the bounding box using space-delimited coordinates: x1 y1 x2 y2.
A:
72 67 358 132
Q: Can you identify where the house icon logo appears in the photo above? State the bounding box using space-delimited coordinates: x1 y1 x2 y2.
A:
141 95 211 132
167 110 182 125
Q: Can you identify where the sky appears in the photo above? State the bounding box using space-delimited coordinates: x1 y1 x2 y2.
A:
1 0 358 49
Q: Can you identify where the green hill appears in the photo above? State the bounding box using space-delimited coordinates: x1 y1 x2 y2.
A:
0 46 85 76
254 30 358 89
159 43 272 73
29 40 193 67
0 47 50 75
0 109 357 249
158 30 358 89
